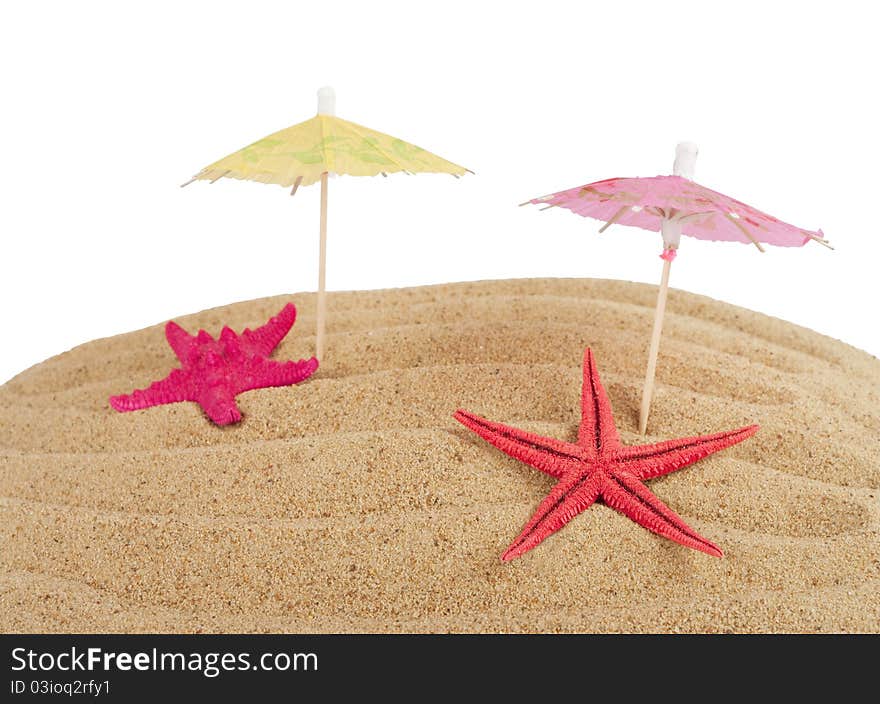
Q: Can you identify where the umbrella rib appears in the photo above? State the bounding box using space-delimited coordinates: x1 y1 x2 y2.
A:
598 205 628 233
678 210 714 223
725 213 766 253
803 232 834 249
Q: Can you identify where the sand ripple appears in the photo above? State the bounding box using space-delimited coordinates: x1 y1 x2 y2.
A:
1 279 878 633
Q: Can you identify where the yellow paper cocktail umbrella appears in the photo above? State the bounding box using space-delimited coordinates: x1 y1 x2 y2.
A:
183 87 470 360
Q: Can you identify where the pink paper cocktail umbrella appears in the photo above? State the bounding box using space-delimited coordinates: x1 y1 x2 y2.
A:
523 143 831 434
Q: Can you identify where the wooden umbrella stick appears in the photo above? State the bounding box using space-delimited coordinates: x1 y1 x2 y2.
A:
639 257 672 435
316 172 329 361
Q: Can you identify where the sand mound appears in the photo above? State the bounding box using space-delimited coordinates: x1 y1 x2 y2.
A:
1 279 878 633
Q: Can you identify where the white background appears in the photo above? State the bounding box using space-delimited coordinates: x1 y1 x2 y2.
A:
1 0 878 384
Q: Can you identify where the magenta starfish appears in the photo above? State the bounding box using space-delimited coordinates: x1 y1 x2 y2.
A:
110 303 318 425
454 349 757 561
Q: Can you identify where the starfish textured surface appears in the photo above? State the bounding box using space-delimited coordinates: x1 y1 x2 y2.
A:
109 303 318 425
455 348 758 561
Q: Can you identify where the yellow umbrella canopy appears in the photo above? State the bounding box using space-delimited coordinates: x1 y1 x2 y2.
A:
187 113 468 188
183 87 470 360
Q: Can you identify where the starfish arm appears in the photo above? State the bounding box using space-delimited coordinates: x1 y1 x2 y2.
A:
453 409 583 479
165 321 195 363
241 303 298 356
600 472 723 557
578 348 621 455
195 387 243 426
109 369 193 412
617 425 758 480
502 473 601 561
236 355 319 393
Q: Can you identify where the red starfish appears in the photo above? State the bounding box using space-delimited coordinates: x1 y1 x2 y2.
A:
454 349 758 561
109 303 318 425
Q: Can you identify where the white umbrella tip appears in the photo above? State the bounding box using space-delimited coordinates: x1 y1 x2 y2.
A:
673 142 698 180
317 86 336 116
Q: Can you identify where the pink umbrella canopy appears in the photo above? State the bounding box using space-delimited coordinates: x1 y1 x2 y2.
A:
526 142 830 256
530 174 829 252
